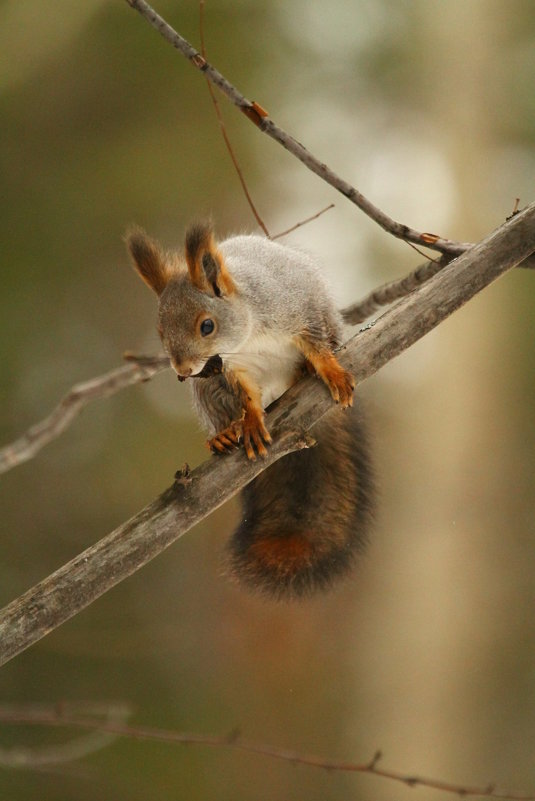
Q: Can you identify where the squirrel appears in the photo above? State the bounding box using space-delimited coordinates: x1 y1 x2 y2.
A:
126 222 374 600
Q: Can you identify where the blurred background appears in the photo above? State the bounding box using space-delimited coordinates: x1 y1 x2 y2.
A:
1 0 535 798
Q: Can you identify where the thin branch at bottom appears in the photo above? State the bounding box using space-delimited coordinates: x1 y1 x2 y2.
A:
0 702 132 769
0 706 533 800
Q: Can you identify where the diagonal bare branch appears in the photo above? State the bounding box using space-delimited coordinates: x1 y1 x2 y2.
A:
0 202 533 667
0 357 170 475
198 0 270 236
124 0 474 257
1 705 534 800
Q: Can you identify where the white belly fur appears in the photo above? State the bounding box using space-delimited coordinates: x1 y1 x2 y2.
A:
225 332 302 409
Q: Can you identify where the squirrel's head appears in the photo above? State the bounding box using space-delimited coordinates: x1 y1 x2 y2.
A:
126 223 247 378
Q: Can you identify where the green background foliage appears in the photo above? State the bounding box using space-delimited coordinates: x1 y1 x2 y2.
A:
1 1 535 798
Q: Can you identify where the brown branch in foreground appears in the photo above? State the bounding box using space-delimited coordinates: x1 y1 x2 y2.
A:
0 356 170 475
0 203 533 668
125 0 474 257
0 707 533 800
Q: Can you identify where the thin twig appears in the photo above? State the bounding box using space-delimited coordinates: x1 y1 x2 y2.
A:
199 2 333 240
0 202 533 667
0 702 132 769
0 706 532 800
272 203 335 240
125 0 474 257
0 358 170 475
199 0 270 236
125 0 535 272
406 240 443 263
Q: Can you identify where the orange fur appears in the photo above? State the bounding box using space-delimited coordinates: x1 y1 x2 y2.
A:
209 369 271 460
247 531 316 569
294 336 355 408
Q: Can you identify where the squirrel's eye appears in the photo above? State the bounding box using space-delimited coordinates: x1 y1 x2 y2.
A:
200 318 215 337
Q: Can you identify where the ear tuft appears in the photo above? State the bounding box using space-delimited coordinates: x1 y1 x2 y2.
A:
202 252 222 297
125 226 172 295
185 222 214 290
185 221 235 296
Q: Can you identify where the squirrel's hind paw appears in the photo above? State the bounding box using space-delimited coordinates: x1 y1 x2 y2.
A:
311 354 355 408
328 367 355 408
297 339 355 409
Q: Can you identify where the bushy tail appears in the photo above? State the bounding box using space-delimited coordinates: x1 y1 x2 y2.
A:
226 406 374 600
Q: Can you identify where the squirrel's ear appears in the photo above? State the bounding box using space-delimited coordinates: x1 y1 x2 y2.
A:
185 222 235 297
125 227 173 295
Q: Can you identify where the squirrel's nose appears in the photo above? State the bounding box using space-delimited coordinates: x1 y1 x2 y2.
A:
171 352 208 378
173 363 192 378
171 355 194 378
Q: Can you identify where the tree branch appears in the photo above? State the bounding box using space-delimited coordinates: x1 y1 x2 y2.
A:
199 0 335 240
0 202 533 667
0 702 131 770
1 706 533 800
198 0 270 236
125 0 535 270
124 0 474 257
341 256 451 324
0 357 170 475
5 0 532 474
272 203 335 241
341 246 534 324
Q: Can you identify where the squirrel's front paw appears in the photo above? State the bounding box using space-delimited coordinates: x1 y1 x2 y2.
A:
242 409 272 461
207 421 243 455
208 412 272 461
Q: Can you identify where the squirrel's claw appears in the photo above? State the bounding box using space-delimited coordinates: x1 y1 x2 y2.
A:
243 419 271 461
329 369 355 409
298 344 355 410
316 360 355 409
207 436 232 454
207 421 242 454
209 411 271 461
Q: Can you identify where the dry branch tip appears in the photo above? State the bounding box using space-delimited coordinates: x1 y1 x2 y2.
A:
367 749 383 770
